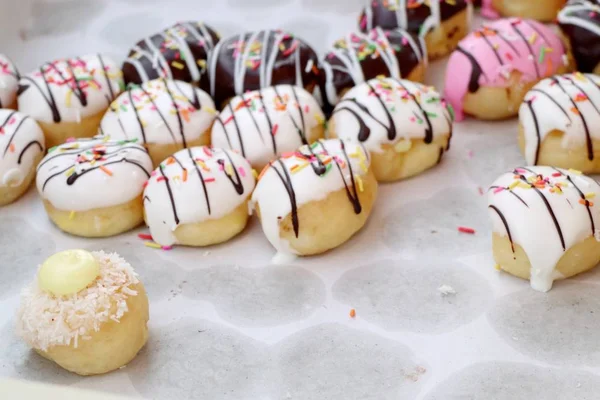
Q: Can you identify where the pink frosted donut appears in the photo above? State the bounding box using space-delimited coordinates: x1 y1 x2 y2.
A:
444 18 572 121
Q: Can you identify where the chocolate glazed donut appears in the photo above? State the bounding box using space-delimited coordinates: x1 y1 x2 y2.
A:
122 21 220 92
558 0 600 73
208 30 320 109
359 0 470 35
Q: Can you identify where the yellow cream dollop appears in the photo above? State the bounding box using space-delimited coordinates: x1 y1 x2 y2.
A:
38 250 100 296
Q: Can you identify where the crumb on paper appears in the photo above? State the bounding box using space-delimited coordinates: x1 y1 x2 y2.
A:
349 309 356 318
203 251 211 256
438 285 456 296
403 366 427 382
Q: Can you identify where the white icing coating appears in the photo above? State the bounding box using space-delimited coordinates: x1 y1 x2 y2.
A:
488 166 600 292
0 110 45 188
558 1 600 38
251 139 371 256
100 79 216 146
520 73 600 165
0 54 19 108
18 54 123 124
143 146 256 246
332 77 453 152
36 137 153 212
211 85 325 168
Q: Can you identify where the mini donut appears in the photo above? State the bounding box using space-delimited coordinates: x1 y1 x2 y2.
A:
251 139 378 261
518 73 600 172
143 146 256 247
558 0 600 74
36 138 153 237
99 78 216 167
0 54 19 109
211 85 326 171
488 166 600 292
0 110 45 206
329 77 453 182
208 29 320 109
482 0 567 22
320 27 427 109
358 0 472 59
17 54 124 149
122 21 220 92
17 249 149 375
444 18 574 121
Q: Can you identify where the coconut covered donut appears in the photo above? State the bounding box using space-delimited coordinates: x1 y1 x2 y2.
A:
143 146 255 247
122 21 220 91
0 54 19 109
488 166 600 292
329 77 453 182
208 29 320 109
0 110 45 206
321 27 427 109
36 138 153 237
482 0 567 22
99 78 216 167
518 73 600 172
559 0 600 74
18 54 123 149
17 249 149 375
211 85 326 171
358 0 472 59
251 139 378 261
445 18 574 121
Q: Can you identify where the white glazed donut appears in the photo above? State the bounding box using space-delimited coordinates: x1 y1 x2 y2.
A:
211 85 325 170
143 146 256 247
36 137 153 237
251 139 378 261
519 73 600 172
100 78 217 167
0 54 19 109
329 77 453 181
0 110 45 206
488 166 600 292
17 54 124 148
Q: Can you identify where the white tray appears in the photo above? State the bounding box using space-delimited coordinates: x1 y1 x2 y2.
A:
1 1 600 399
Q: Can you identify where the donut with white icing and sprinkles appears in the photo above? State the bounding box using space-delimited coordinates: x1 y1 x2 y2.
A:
99 78 217 167
17 249 149 375
17 54 124 148
143 146 256 247
208 29 320 109
358 0 472 59
0 109 45 206
518 73 600 172
211 85 326 171
444 18 574 121
558 0 600 74
122 21 220 92
329 77 454 182
0 54 19 109
36 137 153 237
251 139 378 262
488 166 600 292
320 27 427 110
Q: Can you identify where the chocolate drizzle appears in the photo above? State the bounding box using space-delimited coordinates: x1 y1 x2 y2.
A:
159 164 179 224
187 148 211 215
489 204 515 254
456 46 485 93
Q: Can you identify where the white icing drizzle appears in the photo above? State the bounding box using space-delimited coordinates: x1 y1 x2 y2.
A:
36 137 153 212
0 54 19 108
332 77 453 152
558 1 600 38
321 27 427 106
0 110 45 189
488 166 600 292
143 146 256 246
211 85 325 168
519 73 600 165
17 251 140 351
251 139 371 257
18 54 123 124
99 79 216 146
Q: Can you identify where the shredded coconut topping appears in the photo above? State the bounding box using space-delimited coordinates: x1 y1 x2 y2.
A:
16 251 140 351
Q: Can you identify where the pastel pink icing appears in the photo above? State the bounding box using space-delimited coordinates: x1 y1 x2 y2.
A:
444 18 568 121
481 0 500 19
